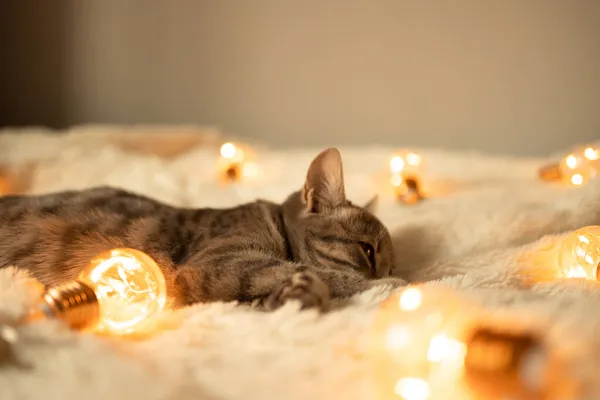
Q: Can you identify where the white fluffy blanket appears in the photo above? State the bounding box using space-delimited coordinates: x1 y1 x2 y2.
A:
1 126 599 400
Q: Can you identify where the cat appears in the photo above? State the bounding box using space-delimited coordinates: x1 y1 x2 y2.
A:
0 148 406 311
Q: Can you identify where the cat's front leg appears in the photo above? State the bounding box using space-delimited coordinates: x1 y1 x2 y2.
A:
173 235 331 310
174 235 405 310
258 268 406 310
175 262 330 310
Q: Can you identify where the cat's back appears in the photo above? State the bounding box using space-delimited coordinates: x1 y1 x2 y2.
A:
182 198 290 261
0 186 173 220
0 187 289 286
198 199 283 236
0 186 183 284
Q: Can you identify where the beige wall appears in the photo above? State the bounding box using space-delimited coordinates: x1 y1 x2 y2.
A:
3 1 600 155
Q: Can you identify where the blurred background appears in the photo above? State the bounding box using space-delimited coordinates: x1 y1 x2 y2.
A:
1 0 599 156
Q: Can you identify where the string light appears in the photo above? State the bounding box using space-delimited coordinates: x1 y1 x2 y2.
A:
539 144 600 186
463 326 575 400
369 286 574 399
218 142 262 183
370 286 474 400
390 151 424 204
219 142 245 182
25 248 167 335
558 225 600 280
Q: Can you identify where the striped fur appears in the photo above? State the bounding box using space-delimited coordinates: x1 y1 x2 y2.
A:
0 148 405 310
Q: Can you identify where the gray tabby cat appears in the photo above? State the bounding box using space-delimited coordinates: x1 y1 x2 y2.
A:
0 148 405 310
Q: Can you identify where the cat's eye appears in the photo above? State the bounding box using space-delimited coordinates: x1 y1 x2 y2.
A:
359 242 376 270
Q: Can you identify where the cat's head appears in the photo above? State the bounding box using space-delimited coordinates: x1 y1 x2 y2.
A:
282 148 395 279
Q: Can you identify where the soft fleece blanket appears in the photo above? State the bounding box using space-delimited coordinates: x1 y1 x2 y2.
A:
0 126 599 400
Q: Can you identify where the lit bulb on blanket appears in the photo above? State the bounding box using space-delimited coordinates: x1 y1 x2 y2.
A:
558 225 600 280
26 248 167 335
370 286 576 400
218 142 261 183
219 142 244 182
370 286 475 400
463 326 572 400
539 145 600 185
390 151 424 204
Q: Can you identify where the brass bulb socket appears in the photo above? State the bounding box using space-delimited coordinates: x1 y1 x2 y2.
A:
394 177 424 205
464 327 550 399
590 261 600 281
538 163 561 182
224 163 242 182
28 280 100 331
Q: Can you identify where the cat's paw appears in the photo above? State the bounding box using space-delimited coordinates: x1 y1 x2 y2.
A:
264 270 330 311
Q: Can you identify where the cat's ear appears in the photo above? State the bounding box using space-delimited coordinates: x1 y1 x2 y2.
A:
302 148 346 213
363 195 378 214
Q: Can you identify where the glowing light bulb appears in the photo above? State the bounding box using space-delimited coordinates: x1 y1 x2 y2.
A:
558 226 600 280
369 286 474 400
584 146 600 161
390 156 406 175
570 174 584 186
558 145 600 186
370 287 575 399
389 151 425 204
28 248 167 335
399 287 423 311
390 174 404 187
539 144 600 184
406 152 422 167
241 161 261 178
219 142 243 182
463 326 576 400
220 142 243 160
217 142 260 183
390 151 423 177
394 378 431 400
